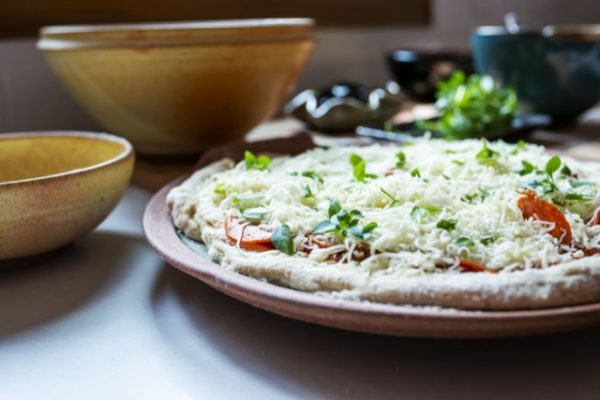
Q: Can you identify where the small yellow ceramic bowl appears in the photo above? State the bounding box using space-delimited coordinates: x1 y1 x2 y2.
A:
37 19 315 156
0 132 134 263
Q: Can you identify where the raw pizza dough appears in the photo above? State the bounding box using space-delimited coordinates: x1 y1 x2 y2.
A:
167 139 600 310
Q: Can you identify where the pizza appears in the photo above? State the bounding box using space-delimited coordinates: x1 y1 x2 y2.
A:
167 139 600 310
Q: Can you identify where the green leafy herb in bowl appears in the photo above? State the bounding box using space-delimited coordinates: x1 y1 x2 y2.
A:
417 71 518 139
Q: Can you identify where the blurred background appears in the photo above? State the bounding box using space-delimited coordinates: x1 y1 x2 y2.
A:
0 0 599 132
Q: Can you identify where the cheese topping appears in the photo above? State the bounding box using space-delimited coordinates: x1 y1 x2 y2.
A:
194 139 600 276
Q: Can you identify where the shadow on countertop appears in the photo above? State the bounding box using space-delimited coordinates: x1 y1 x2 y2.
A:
151 265 600 400
0 231 143 338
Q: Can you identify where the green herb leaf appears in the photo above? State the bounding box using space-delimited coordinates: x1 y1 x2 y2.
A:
436 219 457 231
452 160 465 166
244 150 255 169
349 153 363 166
560 193 594 202
241 207 269 223
313 199 377 241
424 206 442 214
302 184 314 198
410 206 426 222
461 188 488 203
415 72 518 140
380 188 400 207
353 159 366 182
570 180 594 188
454 237 475 248
561 165 572 176
350 154 377 182
272 224 294 255
363 221 378 233
328 199 342 218
545 155 561 176
411 168 421 178
519 160 535 176
481 236 495 245
461 193 477 203
410 205 440 222
214 182 227 195
478 187 490 199
476 142 500 165
396 151 406 168
244 150 271 171
350 209 364 218
311 220 337 234
232 193 263 209
302 171 324 183
348 221 378 240
527 178 559 196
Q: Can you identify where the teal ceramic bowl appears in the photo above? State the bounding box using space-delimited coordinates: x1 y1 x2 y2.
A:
471 24 600 122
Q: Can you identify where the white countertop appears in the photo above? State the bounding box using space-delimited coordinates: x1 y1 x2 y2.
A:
1 187 600 400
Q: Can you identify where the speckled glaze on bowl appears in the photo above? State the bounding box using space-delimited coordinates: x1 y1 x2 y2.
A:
0 132 134 263
37 19 315 156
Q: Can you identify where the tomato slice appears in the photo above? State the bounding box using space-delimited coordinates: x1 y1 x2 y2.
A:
517 189 572 245
591 207 600 226
458 258 488 273
224 215 274 251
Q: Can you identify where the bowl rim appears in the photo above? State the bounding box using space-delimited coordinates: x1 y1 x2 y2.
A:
40 18 315 34
387 48 472 61
37 18 315 50
0 131 134 188
542 24 600 41
471 25 541 37
473 24 600 41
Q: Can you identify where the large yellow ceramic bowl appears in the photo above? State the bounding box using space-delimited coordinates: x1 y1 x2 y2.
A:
37 19 315 156
0 132 134 263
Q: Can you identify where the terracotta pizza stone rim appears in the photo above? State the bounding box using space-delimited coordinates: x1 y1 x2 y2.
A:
143 179 600 338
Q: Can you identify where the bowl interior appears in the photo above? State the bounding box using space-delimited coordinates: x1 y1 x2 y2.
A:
0 134 129 183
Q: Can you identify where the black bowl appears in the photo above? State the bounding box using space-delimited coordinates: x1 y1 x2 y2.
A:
386 49 474 102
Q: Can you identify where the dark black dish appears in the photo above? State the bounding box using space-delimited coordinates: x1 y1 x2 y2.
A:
356 113 551 143
285 82 402 132
386 49 474 102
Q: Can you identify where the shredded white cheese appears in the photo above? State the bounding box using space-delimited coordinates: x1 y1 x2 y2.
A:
201 138 600 275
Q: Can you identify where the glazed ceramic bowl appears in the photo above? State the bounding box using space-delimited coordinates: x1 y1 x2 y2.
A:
386 49 474 102
37 19 315 156
471 24 600 121
0 132 134 263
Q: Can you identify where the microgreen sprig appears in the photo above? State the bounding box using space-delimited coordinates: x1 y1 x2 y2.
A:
272 224 294 255
476 142 500 166
380 188 401 207
294 170 324 183
350 153 378 182
312 199 378 240
436 219 457 232
410 205 441 223
244 151 271 171
396 151 406 169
